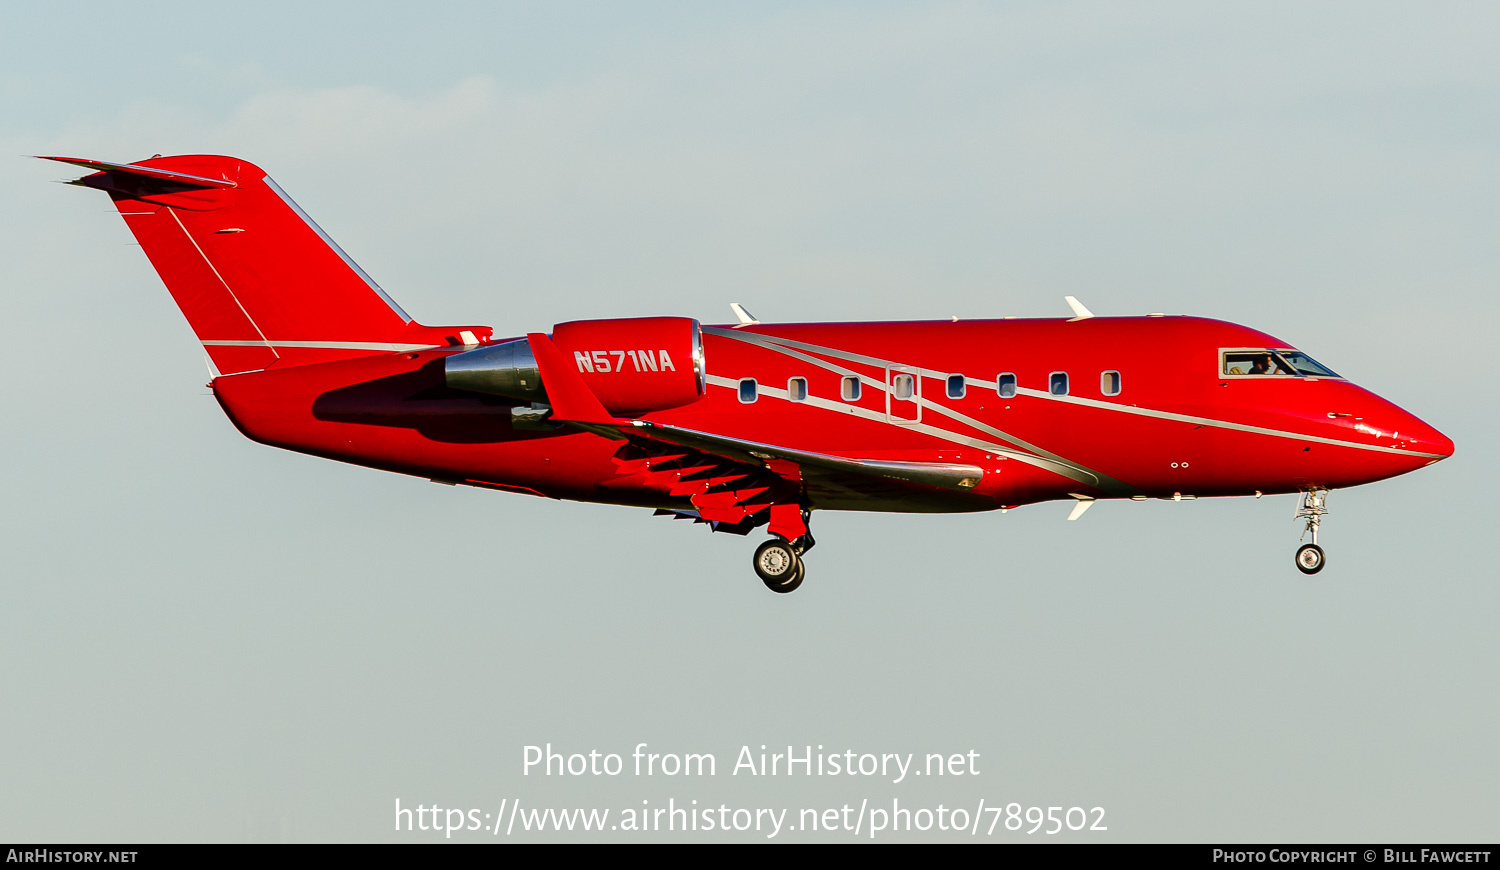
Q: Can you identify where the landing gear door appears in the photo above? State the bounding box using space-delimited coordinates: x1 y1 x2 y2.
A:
885 366 921 423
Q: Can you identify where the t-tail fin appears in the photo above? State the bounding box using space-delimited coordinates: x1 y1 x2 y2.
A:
43 155 490 373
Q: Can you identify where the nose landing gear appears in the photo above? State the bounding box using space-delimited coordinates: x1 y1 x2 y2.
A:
1294 489 1329 575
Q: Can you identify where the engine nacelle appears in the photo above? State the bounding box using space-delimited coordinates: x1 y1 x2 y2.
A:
444 337 545 401
552 316 705 416
443 316 705 417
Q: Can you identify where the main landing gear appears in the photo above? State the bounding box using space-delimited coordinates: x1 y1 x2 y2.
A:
753 509 816 593
753 538 803 592
753 534 815 593
1294 489 1329 575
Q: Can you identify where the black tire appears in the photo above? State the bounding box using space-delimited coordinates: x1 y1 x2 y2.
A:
1295 543 1325 575
754 539 803 593
776 560 806 593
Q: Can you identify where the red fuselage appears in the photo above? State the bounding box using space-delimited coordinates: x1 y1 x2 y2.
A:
42 150 1453 584
210 314 1453 513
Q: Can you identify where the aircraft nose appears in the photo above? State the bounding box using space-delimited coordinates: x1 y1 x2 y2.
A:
1322 393 1453 487
1395 409 1454 462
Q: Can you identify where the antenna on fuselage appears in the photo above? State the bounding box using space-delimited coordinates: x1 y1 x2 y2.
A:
1064 296 1095 321
729 303 760 328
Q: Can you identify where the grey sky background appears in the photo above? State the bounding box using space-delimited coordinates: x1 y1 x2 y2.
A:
1 1 1494 842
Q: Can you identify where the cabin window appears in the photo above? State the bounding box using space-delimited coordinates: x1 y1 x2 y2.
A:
1101 370 1121 396
1049 372 1069 396
787 377 808 402
841 376 862 401
946 374 966 399
997 372 1017 398
738 378 758 403
1222 349 1341 378
892 373 915 400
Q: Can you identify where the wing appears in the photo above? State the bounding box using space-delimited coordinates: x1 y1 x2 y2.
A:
626 420 983 508
593 418 989 520
526 330 990 519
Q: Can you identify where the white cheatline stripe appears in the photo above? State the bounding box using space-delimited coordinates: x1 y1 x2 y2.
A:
705 327 938 376
201 340 443 352
166 209 279 360
710 325 1070 462
703 375 1111 490
711 333 871 382
705 330 1129 489
1004 386 1444 458
707 327 1444 461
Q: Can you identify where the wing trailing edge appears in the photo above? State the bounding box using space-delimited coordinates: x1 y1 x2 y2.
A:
626 421 985 492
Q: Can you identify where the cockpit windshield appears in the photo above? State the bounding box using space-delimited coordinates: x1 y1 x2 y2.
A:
1222 349 1341 378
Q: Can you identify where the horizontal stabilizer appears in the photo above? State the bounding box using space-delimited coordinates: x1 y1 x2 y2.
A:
39 156 236 190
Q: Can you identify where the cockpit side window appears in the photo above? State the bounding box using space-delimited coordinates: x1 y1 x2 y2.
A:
1223 350 1291 376
1221 349 1341 378
1277 351 1340 377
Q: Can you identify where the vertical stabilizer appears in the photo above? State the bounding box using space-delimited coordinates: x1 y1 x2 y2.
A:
44 155 489 372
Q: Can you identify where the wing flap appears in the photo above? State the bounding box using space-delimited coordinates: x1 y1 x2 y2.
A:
624 421 984 493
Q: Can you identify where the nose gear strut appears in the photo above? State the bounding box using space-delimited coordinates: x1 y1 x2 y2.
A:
1294 489 1329 574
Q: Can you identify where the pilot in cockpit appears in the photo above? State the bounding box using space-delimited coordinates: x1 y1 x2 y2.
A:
1248 353 1294 375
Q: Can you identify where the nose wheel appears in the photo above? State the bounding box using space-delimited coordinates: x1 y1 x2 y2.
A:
1294 489 1329 575
1295 543 1325 574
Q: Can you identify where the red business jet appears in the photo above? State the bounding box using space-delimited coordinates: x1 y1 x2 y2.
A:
44 154 1454 592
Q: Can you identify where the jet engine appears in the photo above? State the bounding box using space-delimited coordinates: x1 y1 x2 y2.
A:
444 316 706 417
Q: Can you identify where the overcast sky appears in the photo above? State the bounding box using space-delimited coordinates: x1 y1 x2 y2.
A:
2 1 1495 842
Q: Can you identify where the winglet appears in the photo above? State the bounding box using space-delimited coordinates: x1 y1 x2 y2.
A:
729 303 760 327
1066 494 1095 521
1064 296 1094 321
526 332 622 424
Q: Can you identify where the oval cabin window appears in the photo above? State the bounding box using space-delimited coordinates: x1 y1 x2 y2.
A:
946 374 965 399
892 374 915 400
841 377 862 402
1049 372 1069 396
997 372 1016 398
788 377 808 402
